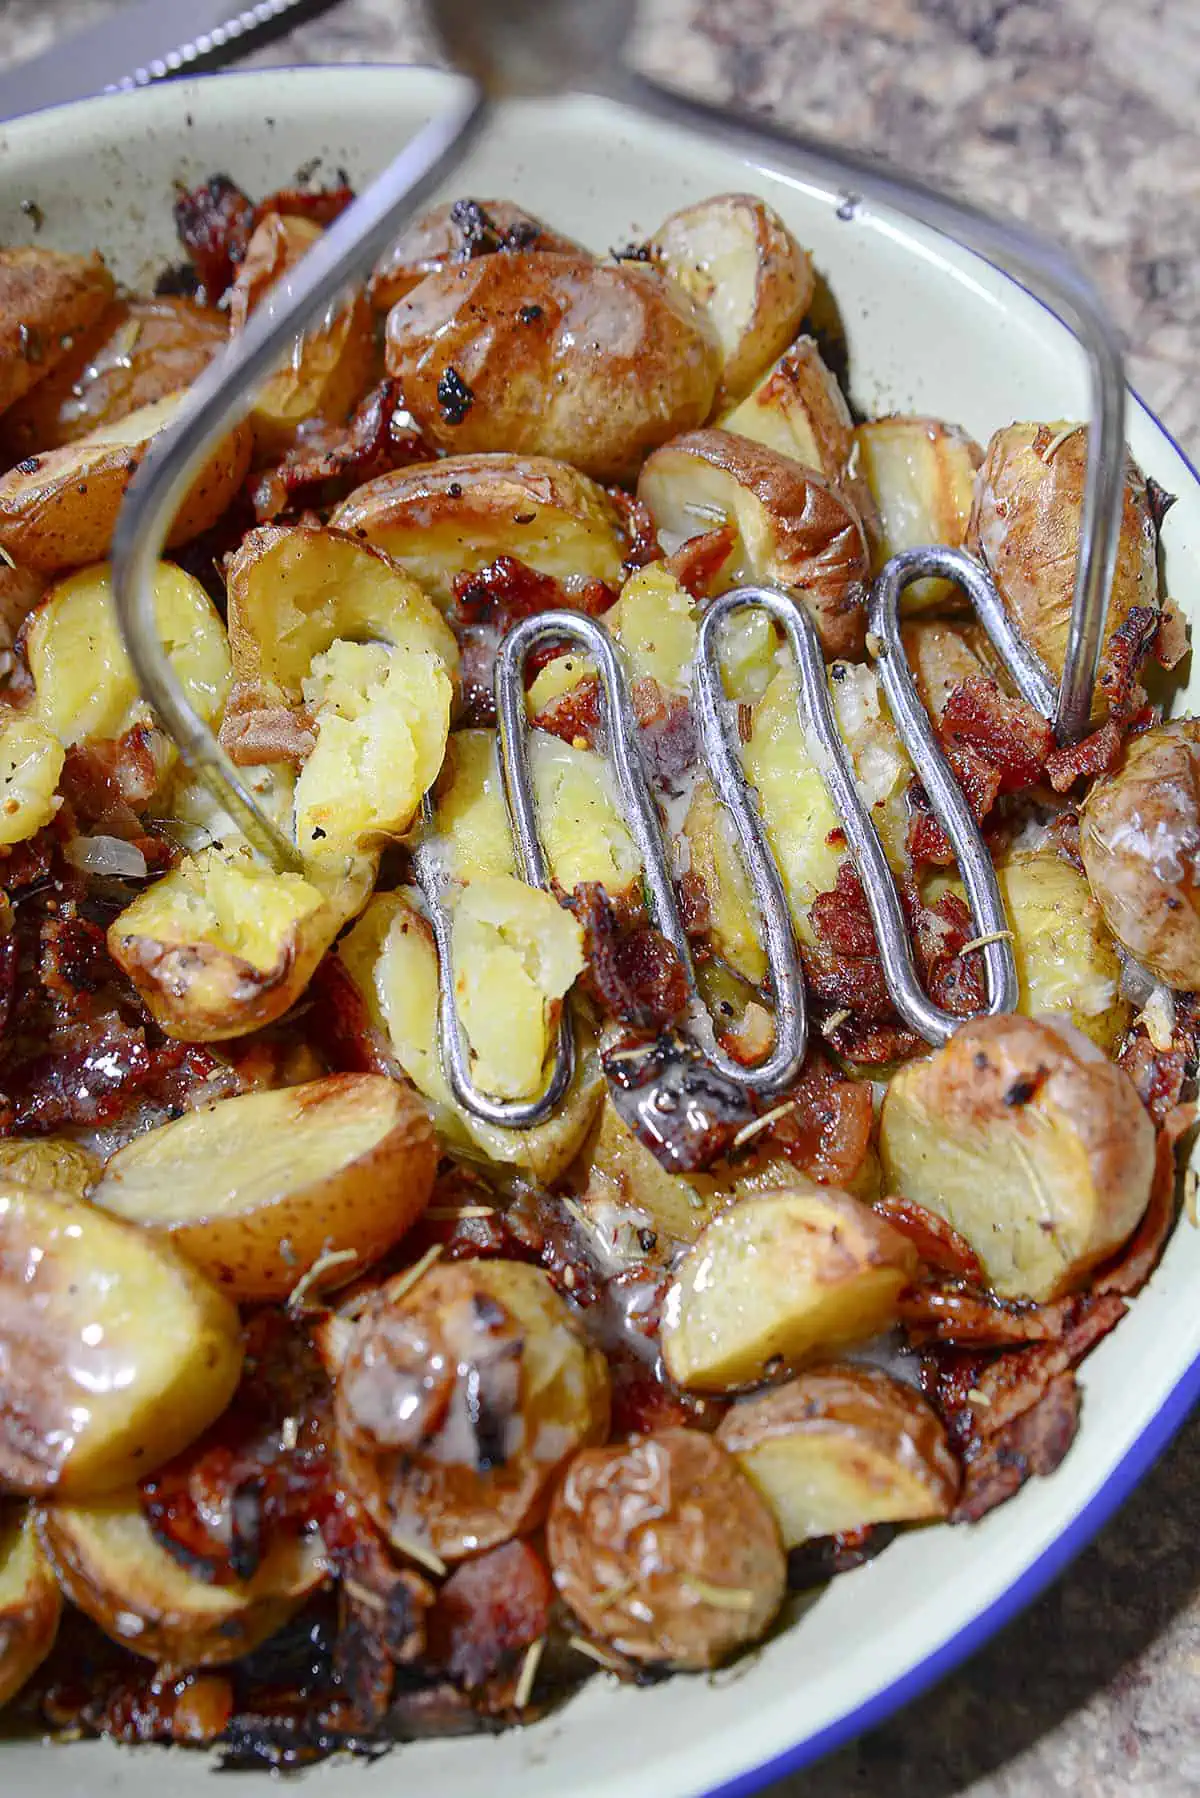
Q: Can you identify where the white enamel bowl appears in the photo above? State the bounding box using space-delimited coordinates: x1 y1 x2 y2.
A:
0 62 1197 1798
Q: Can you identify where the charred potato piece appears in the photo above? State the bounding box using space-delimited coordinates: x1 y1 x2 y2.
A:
0 1506 61 1709
0 1136 99 1200
661 1183 918 1391
370 196 588 310
330 453 626 608
1079 720 1200 990
336 1258 610 1563
650 193 813 405
0 391 252 575
0 247 114 416
0 295 227 458
0 715 64 845
638 428 869 657
716 1365 958 1546
967 423 1160 721
546 1428 785 1669
384 252 721 483
855 416 982 612
38 1493 325 1666
879 1014 1155 1301
93 1074 437 1302
0 1185 242 1496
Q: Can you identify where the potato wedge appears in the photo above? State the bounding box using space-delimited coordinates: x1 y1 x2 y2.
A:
651 193 814 405
93 1074 436 1302
0 247 114 417
855 416 982 611
330 452 627 608
0 715 64 845
370 196 588 310
0 1137 99 1200
384 252 721 483
336 1258 610 1562
0 1184 242 1496
716 1365 958 1546
0 295 227 459
661 1183 918 1391
0 1505 61 1709
967 423 1160 720
38 1493 324 1666
0 391 252 575
879 1014 1155 1301
638 428 869 657
1079 720 1200 990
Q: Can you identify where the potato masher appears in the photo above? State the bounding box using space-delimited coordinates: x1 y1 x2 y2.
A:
110 0 1127 1128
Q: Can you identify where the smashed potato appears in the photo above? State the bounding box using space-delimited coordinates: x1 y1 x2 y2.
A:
0 1505 61 1709
0 1137 99 1200
879 1014 1155 1301
0 714 64 845
370 196 587 310
856 416 981 610
991 851 1129 1050
0 247 114 415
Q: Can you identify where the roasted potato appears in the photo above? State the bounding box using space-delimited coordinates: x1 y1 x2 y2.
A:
855 416 982 611
228 213 376 456
0 295 227 459
384 252 722 483
38 1493 325 1666
0 391 253 574
546 1428 785 1669
330 452 627 608
370 196 588 310
0 714 64 844
716 1365 958 1547
0 1184 242 1496
900 616 991 721
336 1258 610 1562
93 1074 436 1302
650 193 813 405
879 1014 1155 1301
1079 720 1200 990
0 1505 61 1709
638 427 870 657
661 1183 918 1391
967 423 1160 721
0 247 114 417
0 1136 99 1200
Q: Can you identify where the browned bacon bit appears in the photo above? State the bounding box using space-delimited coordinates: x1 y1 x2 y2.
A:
42 1661 235 1747
307 953 402 1079
251 379 431 522
632 678 698 785
530 674 604 748
38 905 109 1006
910 887 987 1018
899 1284 1105 1350
452 554 615 629
1045 718 1124 792
939 675 1056 794
678 869 712 938
572 881 690 1031
323 1497 435 1727
786 1524 898 1590
607 1350 727 1438
802 864 920 1063
607 488 664 570
952 1372 1081 1524
603 1029 755 1173
1093 1104 1195 1297
59 728 166 836
173 173 256 306
874 1195 985 1282
1146 475 1177 534
666 524 737 600
426 1540 553 1699
759 1051 874 1190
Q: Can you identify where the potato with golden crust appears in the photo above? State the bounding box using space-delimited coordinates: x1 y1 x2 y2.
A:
638 427 869 657
0 1185 243 1497
650 193 813 406
0 1506 61 1710
330 452 627 608
92 1074 437 1303
716 1365 958 1547
370 196 588 310
967 423 1160 721
0 1137 99 1200
0 715 64 845
0 247 114 417
546 1428 785 1669
661 1183 918 1391
0 391 253 574
856 416 982 611
336 1258 610 1564
1079 720 1200 990
37 1494 325 1666
384 251 721 483
0 295 227 459
879 1014 1155 1302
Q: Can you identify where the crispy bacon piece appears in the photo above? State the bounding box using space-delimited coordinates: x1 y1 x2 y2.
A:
666 524 736 600
307 954 401 1079
786 1524 898 1589
900 1285 1105 1350
607 1351 726 1437
760 1052 874 1190
251 379 430 522
603 1029 755 1173
1045 606 1163 793
1045 718 1124 793
573 881 690 1032
426 1540 552 1699
530 675 604 748
607 488 664 570
173 173 256 305
321 1496 434 1726
940 674 1055 793
452 555 614 629
37 1624 235 1747
953 1372 1081 1523
631 678 698 785
59 727 165 837
874 1195 985 1282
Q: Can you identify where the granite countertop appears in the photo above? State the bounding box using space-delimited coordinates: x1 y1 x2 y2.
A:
1 2 1199 1793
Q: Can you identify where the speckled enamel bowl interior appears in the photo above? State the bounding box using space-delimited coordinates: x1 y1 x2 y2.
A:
0 62 1197 1798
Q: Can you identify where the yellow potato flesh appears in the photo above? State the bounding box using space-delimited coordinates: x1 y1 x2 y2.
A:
0 716 64 845
0 1506 61 1709
855 416 980 611
0 1137 99 1200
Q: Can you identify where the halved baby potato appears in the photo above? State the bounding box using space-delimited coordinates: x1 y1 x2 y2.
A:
330 452 627 608
855 416 982 612
716 1364 959 1547
0 391 253 574
0 1184 243 1497
38 1493 325 1666
638 427 870 657
0 715 64 845
370 197 588 310
661 1183 918 1391
0 1505 62 1710
879 1013 1155 1302
93 1074 437 1302
650 192 814 405
0 246 114 415
0 1136 99 1200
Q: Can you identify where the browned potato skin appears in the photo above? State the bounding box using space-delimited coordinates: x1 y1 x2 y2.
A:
546 1429 785 1669
1080 720 1200 989
638 427 870 657
0 560 44 647
369 197 588 310
109 915 314 1044
0 296 227 459
0 1505 61 1709
0 248 114 417
384 252 722 484
967 424 1159 723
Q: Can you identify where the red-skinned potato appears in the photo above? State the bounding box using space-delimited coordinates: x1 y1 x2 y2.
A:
0 1505 61 1709
0 247 114 415
370 196 588 310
